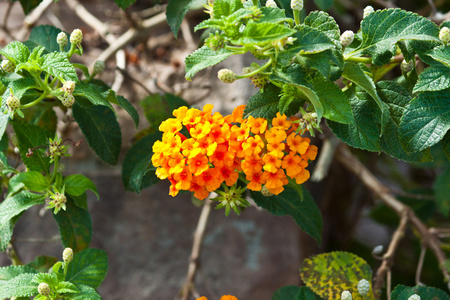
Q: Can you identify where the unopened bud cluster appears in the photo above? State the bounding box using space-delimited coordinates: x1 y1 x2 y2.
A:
242 63 268 88
38 282 51 296
70 29 83 46
363 6 374 19
59 80 76 107
57 32 68 50
439 27 450 45
1 60 15 73
63 247 74 263
6 95 20 110
218 69 236 83
205 32 225 51
340 30 354 47
265 0 277 8
291 0 303 11
48 190 67 214
93 60 105 75
357 279 370 295
341 290 352 300
401 59 414 73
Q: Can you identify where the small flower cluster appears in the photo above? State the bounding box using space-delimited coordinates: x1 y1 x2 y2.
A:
152 104 317 200
197 296 237 300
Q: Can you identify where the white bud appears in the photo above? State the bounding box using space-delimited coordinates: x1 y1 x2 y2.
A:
372 245 384 255
408 294 421 300
341 290 352 300
401 59 414 73
291 0 303 11
265 0 277 8
340 30 354 47
439 27 450 44
363 6 374 19
357 279 370 295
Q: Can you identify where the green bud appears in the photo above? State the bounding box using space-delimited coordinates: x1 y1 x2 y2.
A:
6 95 20 110
63 80 76 94
291 0 303 11
70 28 83 45
265 0 277 8
205 32 225 51
57 32 68 49
93 60 105 75
242 63 268 88
1 60 15 73
63 247 74 263
261 185 273 197
38 282 51 296
60 94 75 107
401 59 414 73
218 69 236 83
439 27 450 44
357 279 370 295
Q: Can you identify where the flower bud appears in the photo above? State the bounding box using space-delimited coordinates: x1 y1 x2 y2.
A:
205 32 225 51
70 29 83 45
408 294 421 300
265 0 277 8
340 30 354 47
1 60 15 73
363 6 374 19
6 95 20 110
63 247 74 263
291 0 303 11
38 282 51 296
261 185 273 197
341 291 352 300
401 59 414 73
63 80 76 94
439 27 450 44
218 69 236 83
57 32 68 49
60 94 75 107
93 60 105 75
357 279 370 295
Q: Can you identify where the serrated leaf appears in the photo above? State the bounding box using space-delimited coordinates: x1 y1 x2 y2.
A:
26 25 71 53
0 273 38 298
413 65 450 92
312 76 354 124
66 248 108 289
433 168 450 217
212 0 244 19
56 281 79 294
185 46 234 80
12 121 52 173
351 8 440 65
0 191 45 251
0 41 30 65
63 174 99 199
195 19 227 31
443 131 450 160
114 0 137 9
234 22 295 46
166 0 196 38
300 252 373 300
270 65 323 122
399 90 450 152
304 11 340 43
23 103 57 135
69 284 102 300
377 81 432 162
72 104 121 165
8 171 50 193
53 198 92 252
328 88 381 152
122 132 162 192
243 84 280 119
42 52 78 82
71 193 88 211
2 78 39 106
250 187 322 244
105 90 139 128
342 62 389 134
0 114 9 144
32 272 58 286
426 46 450 67
272 286 320 300
73 82 114 111
0 265 37 280
259 7 291 24
27 256 58 273
391 285 449 300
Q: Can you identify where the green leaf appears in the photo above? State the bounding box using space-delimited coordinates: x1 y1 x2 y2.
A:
433 168 450 217
391 285 449 300
399 90 450 152
73 82 114 111
300 252 373 300
312 75 354 124
0 265 37 280
116 95 139 128
122 132 162 192
212 0 244 19
377 81 432 162
250 187 323 244
328 88 381 152
71 193 88 211
272 286 320 300
0 191 45 251
166 0 196 38
185 46 234 80
342 62 389 134
2 78 39 105
0 273 38 298
443 131 450 160
53 198 92 252
243 84 280 119
0 114 9 143
64 174 99 199
12 121 52 173
72 104 121 165
114 0 137 9
42 52 78 82
9 171 50 193
55 281 79 294
27 256 58 273
0 41 30 65
413 65 450 93
270 65 323 122
69 284 102 300
314 0 334 10
195 19 227 31
26 25 70 53
66 248 108 289
259 7 291 24
352 8 440 65
234 22 295 46
426 46 450 67
304 11 340 44
23 103 57 135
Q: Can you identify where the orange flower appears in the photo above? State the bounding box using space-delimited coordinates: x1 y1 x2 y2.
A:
189 179 210 200
221 296 238 300
302 144 318 161
159 118 182 135
190 121 212 139
294 168 310 184
282 151 303 178
247 116 267 134
241 154 263 175
188 154 209 176
246 171 266 191
286 132 309 154
181 138 202 159
210 144 234 167
264 169 288 195
173 106 188 120
224 104 245 123
265 127 287 144
174 166 192 190
242 135 264 156
168 152 186 175
196 168 222 192
182 108 201 125
195 136 218 156
219 165 239 186
272 112 291 130
262 152 282 173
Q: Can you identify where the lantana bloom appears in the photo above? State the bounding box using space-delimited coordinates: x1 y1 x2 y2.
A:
152 105 317 199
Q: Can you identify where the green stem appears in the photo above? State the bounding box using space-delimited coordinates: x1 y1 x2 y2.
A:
293 9 301 26
224 45 247 54
344 55 372 64
67 42 77 60
252 0 258 6
236 58 273 79
50 157 59 184
20 90 48 109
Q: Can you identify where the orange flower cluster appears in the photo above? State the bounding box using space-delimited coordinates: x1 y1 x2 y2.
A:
197 296 237 300
152 104 317 200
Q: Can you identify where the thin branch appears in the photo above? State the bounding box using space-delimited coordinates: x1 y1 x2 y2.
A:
427 0 437 18
415 245 426 286
311 135 339 182
373 211 409 295
181 197 213 300
17 0 54 40
336 145 450 293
